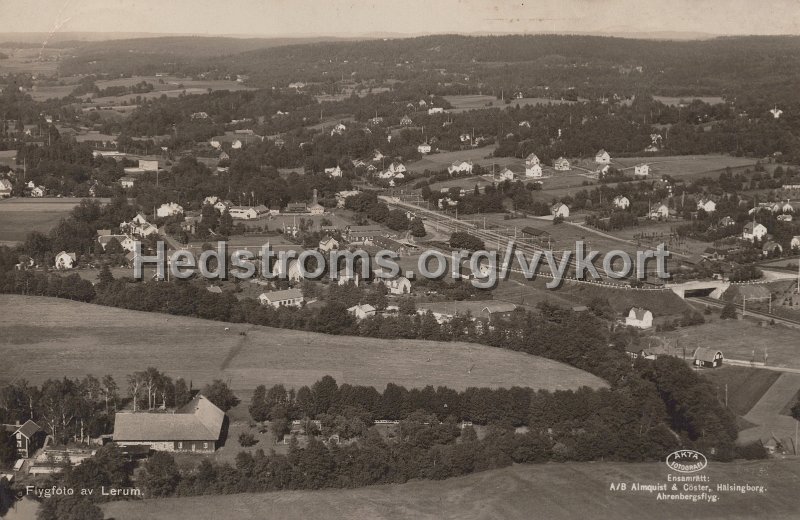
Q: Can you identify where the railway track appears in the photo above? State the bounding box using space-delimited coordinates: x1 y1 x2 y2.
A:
689 296 800 327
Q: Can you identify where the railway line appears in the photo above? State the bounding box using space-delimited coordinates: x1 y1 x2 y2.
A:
689 296 800 328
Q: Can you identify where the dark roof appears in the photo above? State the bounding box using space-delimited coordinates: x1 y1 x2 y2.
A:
522 226 550 237
693 347 722 363
14 420 42 439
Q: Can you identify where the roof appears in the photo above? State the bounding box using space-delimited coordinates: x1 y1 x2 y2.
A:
763 241 782 250
260 289 303 301
693 347 722 362
629 307 651 320
521 226 550 237
13 420 42 439
113 395 223 442
481 302 517 314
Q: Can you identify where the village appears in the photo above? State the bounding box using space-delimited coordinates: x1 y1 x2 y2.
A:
1 17 800 520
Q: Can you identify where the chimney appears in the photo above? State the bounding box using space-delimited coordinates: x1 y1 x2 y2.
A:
313 189 318 204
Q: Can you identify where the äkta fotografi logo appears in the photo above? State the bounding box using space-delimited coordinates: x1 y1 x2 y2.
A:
665 450 708 473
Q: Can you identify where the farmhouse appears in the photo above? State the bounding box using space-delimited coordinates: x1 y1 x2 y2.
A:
113 395 225 453
613 195 630 209
54 251 76 269
693 347 723 369
553 157 570 171
551 202 570 218
634 164 650 177
3 420 45 458
742 222 767 242
259 288 304 308
156 202 184 218
525 153 540 167
625 307 653 329
595 149 611 164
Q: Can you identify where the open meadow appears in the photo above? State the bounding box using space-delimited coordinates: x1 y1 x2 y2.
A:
443 94 580 113
656 316 800 370
0 197 107 245
103 458 800 520
0 295 607 396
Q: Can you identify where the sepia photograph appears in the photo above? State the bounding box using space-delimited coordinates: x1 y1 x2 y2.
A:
0 1 799 518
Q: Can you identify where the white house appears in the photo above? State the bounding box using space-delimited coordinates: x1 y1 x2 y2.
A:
553 157 570 171
387 162 406 175
790 235 800 250
742 222 768 242
448 161 473 175
156 202 184 218
258 288 304 308
625 307 653 329
595 149 611 164
120 176 136 189
525 153 540 167
417 143 431 154
319 237 339 252
551 202 570 218
324 166 343 178
229 206 258 220
347 304 376 320
271 258 302 282
400 115 413 126
525 163 543 178
30 186 45 197
0 179 12 198
54 251 76 270
649 204 670 220
380 276 412 295
498 168 515 181
309 203 324 215
330 123 346 136
427 107 444 115
697 199 716 214
613 195 630 209
634 164 650 177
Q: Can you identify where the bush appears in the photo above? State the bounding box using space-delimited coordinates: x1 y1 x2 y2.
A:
735 441 768 460
238 432 257 447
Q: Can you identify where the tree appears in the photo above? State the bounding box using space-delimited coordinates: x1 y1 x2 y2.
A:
249 385 268 422
0 430 15 466
720 301 737 319
97 264 114 289
174 378 191 408
141 452 180 497
386 209 410 231
202 380 239 411
410 218 426 237
449 232 484 251
37 496 104 520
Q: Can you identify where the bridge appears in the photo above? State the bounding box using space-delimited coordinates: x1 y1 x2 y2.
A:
666 280 730 299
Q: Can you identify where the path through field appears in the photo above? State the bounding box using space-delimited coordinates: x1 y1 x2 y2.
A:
739 372 800 451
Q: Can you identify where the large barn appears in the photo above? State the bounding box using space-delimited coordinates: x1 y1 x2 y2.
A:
113 395 225 453
693 347 724 369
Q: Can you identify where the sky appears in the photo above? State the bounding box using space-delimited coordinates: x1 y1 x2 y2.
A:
0 0 799 38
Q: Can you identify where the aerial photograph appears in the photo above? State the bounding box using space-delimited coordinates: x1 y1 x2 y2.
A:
0 0 799 518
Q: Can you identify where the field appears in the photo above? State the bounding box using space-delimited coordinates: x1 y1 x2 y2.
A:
0 198 107 245
0 295 607 395
409 145 515 173
652 95 726 106
103 459 800 520
701 366 781 417
657 317 800 370
612 155 756 179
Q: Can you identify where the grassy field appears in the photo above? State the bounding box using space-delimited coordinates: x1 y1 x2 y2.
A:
652 95 726 106
657 317 800 370
0 197 107 245
701 366 781 417
0 295 606 395
612 155 756 179
103 459 800 520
